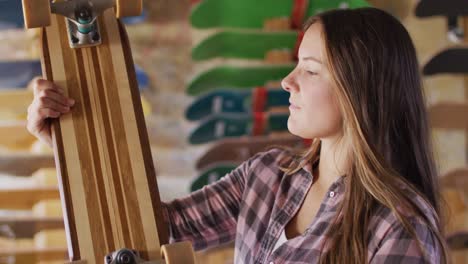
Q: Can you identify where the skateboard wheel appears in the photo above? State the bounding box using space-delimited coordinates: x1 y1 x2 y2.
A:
22 0 51 28
115 0 143 18
161 241 196 264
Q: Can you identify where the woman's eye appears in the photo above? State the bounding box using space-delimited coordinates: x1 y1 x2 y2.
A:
307 71 317 76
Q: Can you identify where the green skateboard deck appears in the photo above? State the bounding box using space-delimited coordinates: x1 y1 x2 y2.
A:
195 134 310 170
191 0 370 29
187 65 294 96
185 88 288 121
192 31 299 61
188 112 288 144
423 48 468 76
190 163 237 192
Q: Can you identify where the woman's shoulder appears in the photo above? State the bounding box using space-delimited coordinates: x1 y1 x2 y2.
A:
368 191 442 262
245 147 291 167
369 185 440 235
238 147 296 180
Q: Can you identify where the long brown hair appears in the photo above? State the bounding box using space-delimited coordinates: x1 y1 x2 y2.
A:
280 7 450 263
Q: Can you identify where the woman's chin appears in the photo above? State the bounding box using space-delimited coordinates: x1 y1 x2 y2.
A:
287 120 316 139
287 121 305 138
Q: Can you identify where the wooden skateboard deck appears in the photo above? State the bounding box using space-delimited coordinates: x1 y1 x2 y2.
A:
440 168 468 251
0 65 146 121
22 0 194 263
440 167 468 191
0 216 63 239
0 186 60 210
195 134 309 170
0 89 33 120
447 231 468 250
187 65 294 96
0 152 54 176
0 246 68 263
429 102 468 130
0 121 37 150
185 88 288 121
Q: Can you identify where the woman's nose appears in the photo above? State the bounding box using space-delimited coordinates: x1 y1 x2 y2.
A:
281 71 298 93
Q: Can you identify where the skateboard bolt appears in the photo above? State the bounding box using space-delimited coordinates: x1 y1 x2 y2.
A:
76 7 92 24
92 32 100 42
71 35 79 44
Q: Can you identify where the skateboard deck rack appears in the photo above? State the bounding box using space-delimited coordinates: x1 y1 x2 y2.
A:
414 0 468 258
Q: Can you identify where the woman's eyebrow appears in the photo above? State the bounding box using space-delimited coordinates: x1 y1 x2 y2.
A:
301 56 323 64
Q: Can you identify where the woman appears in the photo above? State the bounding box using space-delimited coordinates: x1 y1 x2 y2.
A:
27 7 449 263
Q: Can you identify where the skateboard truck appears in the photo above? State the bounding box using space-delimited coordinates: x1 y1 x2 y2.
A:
50 0 115 48
447 16 464 43
104 248 165 264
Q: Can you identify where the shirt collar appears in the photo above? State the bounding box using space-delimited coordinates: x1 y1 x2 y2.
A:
300 159 348 194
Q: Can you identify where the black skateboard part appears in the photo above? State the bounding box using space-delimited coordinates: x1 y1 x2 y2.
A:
423 48 468 76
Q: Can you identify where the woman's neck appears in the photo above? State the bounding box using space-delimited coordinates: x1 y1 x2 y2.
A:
315 137 350 188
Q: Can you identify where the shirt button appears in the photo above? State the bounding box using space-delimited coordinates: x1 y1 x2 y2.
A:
329 191 335 198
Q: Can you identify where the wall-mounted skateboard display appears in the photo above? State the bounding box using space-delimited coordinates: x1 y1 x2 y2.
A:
190 0 370 29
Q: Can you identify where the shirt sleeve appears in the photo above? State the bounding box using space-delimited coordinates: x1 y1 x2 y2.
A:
160 153 260 251
370 218 442 264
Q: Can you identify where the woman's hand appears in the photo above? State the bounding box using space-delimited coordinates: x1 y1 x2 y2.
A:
26 78 75 147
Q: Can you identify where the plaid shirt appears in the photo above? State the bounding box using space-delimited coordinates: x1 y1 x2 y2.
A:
162 149 441 263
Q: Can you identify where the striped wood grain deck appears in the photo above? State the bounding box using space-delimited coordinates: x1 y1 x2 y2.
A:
41 9 167 263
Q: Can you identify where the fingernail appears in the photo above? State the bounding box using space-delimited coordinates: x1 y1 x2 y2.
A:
68 99 75 105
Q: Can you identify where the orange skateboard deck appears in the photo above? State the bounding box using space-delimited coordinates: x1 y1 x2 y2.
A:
22 0 195 263
0 186 60 210
196 134 310 170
